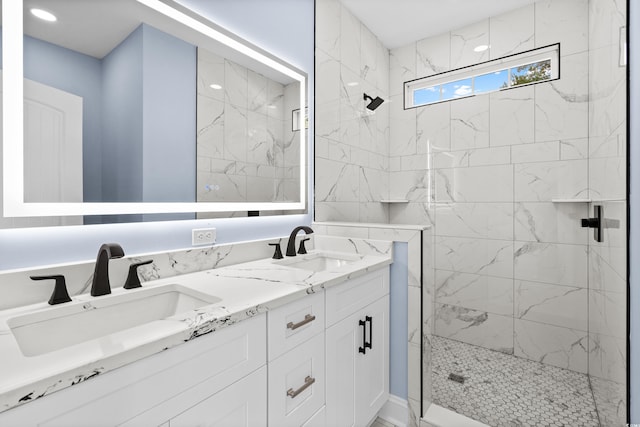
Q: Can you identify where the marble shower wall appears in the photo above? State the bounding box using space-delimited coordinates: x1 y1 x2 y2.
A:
587 0 627 424
314 0 391 223
388 0 604 374
196 48 300 208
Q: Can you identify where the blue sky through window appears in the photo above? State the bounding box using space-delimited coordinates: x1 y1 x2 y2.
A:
441 78 472 101
414 86 440 105
474 70 508 93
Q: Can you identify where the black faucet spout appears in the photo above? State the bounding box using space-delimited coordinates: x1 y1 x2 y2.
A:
91 243 125 296
286 226 314 257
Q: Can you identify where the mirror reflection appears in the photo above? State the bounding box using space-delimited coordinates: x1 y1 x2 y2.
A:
1 0 305 226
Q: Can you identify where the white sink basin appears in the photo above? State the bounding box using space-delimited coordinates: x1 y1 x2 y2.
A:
276 252 361 272
8 284 221 357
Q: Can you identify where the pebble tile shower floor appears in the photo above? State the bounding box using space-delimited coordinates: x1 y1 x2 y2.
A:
431 336 602 427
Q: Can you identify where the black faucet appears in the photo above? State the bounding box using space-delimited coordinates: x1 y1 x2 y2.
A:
91 243 125 296
286 226 314 257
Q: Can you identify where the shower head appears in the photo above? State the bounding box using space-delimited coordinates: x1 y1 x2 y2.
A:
363 93 385 111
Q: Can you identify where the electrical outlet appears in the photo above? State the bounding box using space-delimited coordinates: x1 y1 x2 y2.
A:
192 228 216 246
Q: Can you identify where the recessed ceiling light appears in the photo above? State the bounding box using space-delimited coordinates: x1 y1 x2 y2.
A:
347 81 359 87
30 8 57 22
209 84 222 90
473 45 489 53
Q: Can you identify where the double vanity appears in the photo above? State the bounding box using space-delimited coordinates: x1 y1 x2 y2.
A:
0 234 392 426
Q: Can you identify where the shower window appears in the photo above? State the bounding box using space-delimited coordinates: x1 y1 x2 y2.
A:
404 43 559 109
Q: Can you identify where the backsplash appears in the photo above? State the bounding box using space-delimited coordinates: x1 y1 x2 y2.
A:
0 236 308 311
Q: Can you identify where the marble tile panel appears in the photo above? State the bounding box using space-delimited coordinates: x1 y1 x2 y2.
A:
560 138 588 160
589 290 626 339
535 0 588 56
314 158 359 203
224 60 248 109
267 81 284 119
416 32 450 77
489 4 534 59
339 5 360 74
358 202 389 224
514 241 587 287
590 376 627 427
436 271 513 316
514 319 588 373
408 341 422 407
315 0 341 60
315 50 341 106
360 24 378 87
467 146 510 167
588 45 627 141
339 65 362 117
223 104 248 162
246 176 275 202
314 201 360 223
432 151 468 169
435 164 514 203
401 154 428 171
416 102 451 153
434 236 513 278
247 70 267 115
436 202 513 240
589 157 626 201
534 53 589 142
196 96 224 159
589 245 626 295
515 280 587 331
588 0 627 51
511 141 559 164
588 333 626 383
389 94 417 156
389 43 416 97
389 156 401 172
435 304 513 354
489 86 534 147
450 95 489 151
359 167 388 203
450 20 489 69
320 225 369 239
389 202 434 227
376 41 390 94
246 112 270 165
197 172 246 202
197 49 225 102
315 100 341 142
514 159 588 202
514 202 588 244
389 170 428 202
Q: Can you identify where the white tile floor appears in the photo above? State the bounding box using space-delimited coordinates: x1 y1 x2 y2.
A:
431 336 610 427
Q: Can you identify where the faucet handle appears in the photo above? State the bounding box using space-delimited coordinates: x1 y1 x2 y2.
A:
269 243 283 259
30 275 72 305
298 238 310 255
124 260 153 289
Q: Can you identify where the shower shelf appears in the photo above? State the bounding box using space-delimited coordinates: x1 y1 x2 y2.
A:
551 199 592 203
380 199 409 203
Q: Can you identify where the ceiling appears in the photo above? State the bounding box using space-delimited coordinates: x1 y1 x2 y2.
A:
339 0 537 49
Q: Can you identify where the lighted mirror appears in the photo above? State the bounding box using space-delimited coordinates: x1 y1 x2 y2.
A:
1 0 307 226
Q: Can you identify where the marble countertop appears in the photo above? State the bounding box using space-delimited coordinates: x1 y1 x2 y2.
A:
0 249 391 414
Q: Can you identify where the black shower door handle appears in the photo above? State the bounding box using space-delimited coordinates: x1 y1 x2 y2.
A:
365 316 373 350
358 319 367 354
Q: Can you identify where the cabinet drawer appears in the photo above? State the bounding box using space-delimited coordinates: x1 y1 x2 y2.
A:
268 291 324 360
325 267 389 327
268 333 325 427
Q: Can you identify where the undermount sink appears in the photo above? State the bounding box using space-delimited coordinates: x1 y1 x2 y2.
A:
276 252 361 272
8 284 221 357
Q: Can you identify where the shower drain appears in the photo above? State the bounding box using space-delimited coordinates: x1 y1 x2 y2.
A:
448 373 466 384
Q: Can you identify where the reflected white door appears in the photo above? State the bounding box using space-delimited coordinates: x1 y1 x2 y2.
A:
1 73 83 227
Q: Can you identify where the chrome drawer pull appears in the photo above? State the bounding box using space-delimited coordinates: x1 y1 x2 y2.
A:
287 314 316 330
287 376 315 398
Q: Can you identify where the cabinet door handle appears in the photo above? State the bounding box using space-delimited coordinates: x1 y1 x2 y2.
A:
287 314 316 330
287 376 315 398
365 316 373 350
358 319 367 354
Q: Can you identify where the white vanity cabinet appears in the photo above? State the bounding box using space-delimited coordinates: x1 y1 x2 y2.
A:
325 268 390 427
0 314 267 427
